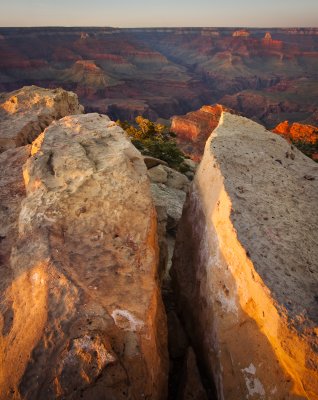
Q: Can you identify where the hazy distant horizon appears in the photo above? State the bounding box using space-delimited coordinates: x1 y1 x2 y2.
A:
0 25 317 29
0 0 317 28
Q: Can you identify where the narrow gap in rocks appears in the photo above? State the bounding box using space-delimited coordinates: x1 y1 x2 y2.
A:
161 232 217 400
147 157 218 399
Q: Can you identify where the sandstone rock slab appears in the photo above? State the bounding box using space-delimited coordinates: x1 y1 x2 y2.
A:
0 86 83 152
0 113 168 400
172 112 318 399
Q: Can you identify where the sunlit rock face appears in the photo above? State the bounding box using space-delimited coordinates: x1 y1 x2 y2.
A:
171 104 234 161
0 113 168 399
273 121 318 160
172 112 318 399
0 86 83 152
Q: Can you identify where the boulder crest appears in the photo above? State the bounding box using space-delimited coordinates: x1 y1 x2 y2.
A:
0 85 84 152
172 112 318 399
0 109 168 399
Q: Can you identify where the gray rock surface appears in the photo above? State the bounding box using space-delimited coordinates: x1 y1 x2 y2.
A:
172 112 318 399
0 85 83 152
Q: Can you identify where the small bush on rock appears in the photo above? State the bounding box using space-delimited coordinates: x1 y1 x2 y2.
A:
116 116 187 170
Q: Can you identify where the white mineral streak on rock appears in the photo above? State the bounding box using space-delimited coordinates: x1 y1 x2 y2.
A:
111 309 144 332
0 110 168 400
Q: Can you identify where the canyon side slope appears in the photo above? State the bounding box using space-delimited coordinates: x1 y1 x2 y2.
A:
0 27 317 125
172 112 318 399
0 88 168 399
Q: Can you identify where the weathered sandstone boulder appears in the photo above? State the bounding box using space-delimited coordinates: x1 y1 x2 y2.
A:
0 113 168 400
172 112 318 399
0 86 83 152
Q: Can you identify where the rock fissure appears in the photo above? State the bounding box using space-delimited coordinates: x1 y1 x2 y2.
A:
1 86 317 400
171 112 318 400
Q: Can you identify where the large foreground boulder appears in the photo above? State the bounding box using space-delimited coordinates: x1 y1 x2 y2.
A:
0 86 83 152
0 113 168 399
172 112 318 399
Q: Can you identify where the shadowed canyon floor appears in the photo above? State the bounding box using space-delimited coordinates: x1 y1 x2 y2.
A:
0 87 317 399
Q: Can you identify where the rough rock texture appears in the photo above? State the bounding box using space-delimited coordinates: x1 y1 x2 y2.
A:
0 86 83 152
171 105 235 161
147 164 189 280
1 27 317 124
0 113 168 400
0 145 31 295
172 112 318 400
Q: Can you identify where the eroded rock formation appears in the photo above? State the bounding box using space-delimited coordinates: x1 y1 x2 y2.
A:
171 105 234 161
0 86 83 152
1 27 317 124
172 112 318 399
273 120 318 160
0 111 168 399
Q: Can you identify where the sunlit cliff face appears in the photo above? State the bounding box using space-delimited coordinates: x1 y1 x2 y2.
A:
273 121 318 160
0 263 49 395
273 121 318 144
172 112 318 400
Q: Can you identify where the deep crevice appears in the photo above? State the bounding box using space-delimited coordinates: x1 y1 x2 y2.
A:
161 233 218 400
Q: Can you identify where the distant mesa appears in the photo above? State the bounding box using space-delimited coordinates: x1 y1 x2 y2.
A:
264 32 272 40
80 32 89 40
201 29 220 37
262 31 283 49
232 29 250 37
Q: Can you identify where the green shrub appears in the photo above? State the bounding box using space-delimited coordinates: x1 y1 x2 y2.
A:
291 139 318 161
116 116 186 170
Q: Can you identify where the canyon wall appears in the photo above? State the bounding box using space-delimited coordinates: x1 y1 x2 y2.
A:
172 112 318 399
0 27 317 125
273 121 318 161
171 104 234 160
0 88 168 399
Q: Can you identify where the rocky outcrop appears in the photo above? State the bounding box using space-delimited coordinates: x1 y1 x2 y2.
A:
262 32 283 49
0 86 83 152
171 105 234 161
172 112 318 399
273 120 318 160
232 30 250 37
0 113 168 399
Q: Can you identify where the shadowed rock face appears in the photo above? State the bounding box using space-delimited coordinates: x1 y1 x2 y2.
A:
0 85 83 152
172 112 318 399
0 111 168 399
0 27 317 124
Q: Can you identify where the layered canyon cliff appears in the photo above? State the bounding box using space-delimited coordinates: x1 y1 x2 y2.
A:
0 27 317 127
